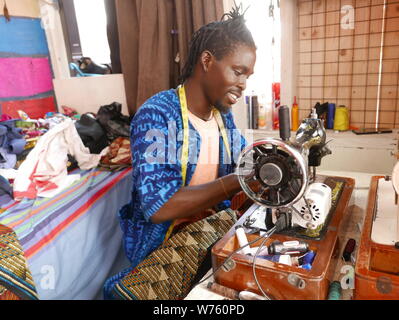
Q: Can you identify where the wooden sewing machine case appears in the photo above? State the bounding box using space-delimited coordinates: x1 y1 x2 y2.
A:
211 175 355 300
354 176 399 299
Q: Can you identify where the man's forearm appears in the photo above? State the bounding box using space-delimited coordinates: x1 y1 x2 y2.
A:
150 173 242 223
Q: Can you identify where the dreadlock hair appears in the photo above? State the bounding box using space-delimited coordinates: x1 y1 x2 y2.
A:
179 3 256 84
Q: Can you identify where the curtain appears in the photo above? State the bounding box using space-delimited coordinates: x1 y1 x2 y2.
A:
104 0 122 73
174 0 224 78
114 0 225 115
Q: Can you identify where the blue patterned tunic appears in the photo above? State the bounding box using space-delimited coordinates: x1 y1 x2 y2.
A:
103 89 246 298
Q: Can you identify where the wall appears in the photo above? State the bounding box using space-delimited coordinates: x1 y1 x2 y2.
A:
296 0 399 129
53 74 129 115
0 0 57 119
281 0 298 111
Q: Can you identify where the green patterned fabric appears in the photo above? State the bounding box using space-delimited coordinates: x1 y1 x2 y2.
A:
111 209 237 300
0 224 38 300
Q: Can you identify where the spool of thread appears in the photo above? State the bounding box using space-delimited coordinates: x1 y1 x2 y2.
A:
342 239 356 262
328 281 342 300
333 105 349 131
207 282 239 300
327 103 335 129
235 226 251 255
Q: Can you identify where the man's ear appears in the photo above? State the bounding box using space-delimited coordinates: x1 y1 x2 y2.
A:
199 50 214 72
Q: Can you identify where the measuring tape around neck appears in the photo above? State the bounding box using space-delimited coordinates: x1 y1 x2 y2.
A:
163 85 231 242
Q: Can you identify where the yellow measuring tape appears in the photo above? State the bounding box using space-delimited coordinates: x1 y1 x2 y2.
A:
163 85 231 242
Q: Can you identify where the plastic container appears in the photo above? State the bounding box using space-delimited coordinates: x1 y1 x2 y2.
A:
291 96 299 131
333 105 349 131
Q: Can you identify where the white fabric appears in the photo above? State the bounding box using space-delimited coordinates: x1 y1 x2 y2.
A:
13 118 108 200
187 110 219 186
0 168 18 180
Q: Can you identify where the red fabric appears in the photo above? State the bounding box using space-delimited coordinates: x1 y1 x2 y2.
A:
0 114 12 122
1 96 56 119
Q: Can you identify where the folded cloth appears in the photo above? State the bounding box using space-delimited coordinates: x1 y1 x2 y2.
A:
0 125 7 149
0 148 16 169
0 169 17 180
8 139 26 155
0 175 12 197
0 122 26 156
100 137 131 167
0 114 12 122
0 178 13 205
13 118 108 200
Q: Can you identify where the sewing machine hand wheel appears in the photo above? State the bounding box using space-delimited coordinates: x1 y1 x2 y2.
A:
237 138 308 208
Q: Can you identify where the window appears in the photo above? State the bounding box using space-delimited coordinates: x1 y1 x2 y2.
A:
74 0 110 64
60 0 112 68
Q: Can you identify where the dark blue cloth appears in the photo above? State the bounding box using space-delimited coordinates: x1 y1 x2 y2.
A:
103 89 246 299
0 121 26 169
0 175 13 198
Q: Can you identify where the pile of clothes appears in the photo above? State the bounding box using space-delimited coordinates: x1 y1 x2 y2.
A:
1 109 81 171
0 101 132 203
74 102 132 171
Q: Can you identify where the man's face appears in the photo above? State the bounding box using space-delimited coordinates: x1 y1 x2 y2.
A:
202 44 256 114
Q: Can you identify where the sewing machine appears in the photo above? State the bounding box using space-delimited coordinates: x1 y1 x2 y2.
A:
354 162 399 299
236 107 334 233
211 106 355 300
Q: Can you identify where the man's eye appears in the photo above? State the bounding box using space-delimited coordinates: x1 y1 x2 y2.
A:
234 70 242 76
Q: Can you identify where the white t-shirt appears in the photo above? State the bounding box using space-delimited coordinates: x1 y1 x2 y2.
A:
187 110 220 186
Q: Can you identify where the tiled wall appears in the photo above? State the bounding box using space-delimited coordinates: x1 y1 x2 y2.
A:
297 0 399 129
0 0 56 119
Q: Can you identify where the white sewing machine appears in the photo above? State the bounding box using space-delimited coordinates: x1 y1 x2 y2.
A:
371 162 399 246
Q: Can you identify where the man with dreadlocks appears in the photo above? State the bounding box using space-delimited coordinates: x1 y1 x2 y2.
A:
103 6 256 299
